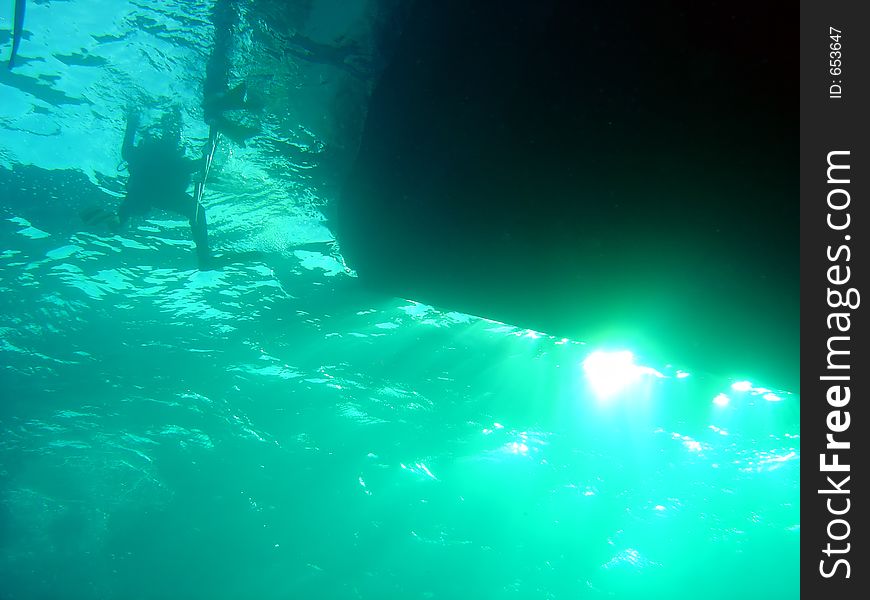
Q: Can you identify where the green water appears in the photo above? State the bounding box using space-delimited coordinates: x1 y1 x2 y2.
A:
0 244 798 598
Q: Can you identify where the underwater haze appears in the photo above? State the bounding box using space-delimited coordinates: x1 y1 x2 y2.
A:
1 1 798 599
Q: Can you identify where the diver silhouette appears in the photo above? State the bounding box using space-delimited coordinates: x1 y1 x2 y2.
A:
82 108 212 268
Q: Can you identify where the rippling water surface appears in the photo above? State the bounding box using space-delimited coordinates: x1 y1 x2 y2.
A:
1 1 797 598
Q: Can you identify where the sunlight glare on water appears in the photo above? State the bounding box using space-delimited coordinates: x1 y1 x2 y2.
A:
582 350 663 400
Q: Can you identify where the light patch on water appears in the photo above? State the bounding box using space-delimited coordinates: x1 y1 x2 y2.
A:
94 269 132 291
671 433 707 453
602 548 658 571
294 250 345 276
245 264 273 278
51 267 110 299
256 215 334 247
179 392 213 404
123 433 158 446
47 439 91 449
713 393 730 407
743 450 799 473
231 364 301 380
485 325 516 334
55 410 97 419
374 386 432 412
444 311 472 323
377 386 412 399
730 380 786 402
582 350 664 399
154 425 215 449
399 301 434 318
187 269 226 288
708 425 729 436
114 236 151 250
507 441 529 455
46 245 82 260
83 237 119 253
52 263 83 274
161 296 234 322
120 446 156 464
503 430 547 457
146 219 190 230
338 402 388 425
137 285 165 296
1 338 29 354
18 226 51 239
482 422 505 434
400 462 438 481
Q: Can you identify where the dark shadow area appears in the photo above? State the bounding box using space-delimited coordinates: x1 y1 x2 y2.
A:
338 0 798 388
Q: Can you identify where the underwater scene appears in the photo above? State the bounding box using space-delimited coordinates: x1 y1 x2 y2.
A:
1 1 798 599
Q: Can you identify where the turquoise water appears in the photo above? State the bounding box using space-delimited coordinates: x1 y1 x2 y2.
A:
1 1 798 598
0 222 801 599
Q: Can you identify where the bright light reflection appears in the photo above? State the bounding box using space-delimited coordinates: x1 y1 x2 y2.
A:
684 439 702 452
582 350 661 398
731 380 783 401
713 393 730 407
507 441 529 455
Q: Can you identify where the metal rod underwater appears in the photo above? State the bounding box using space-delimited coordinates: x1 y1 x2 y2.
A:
193 125 220 224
